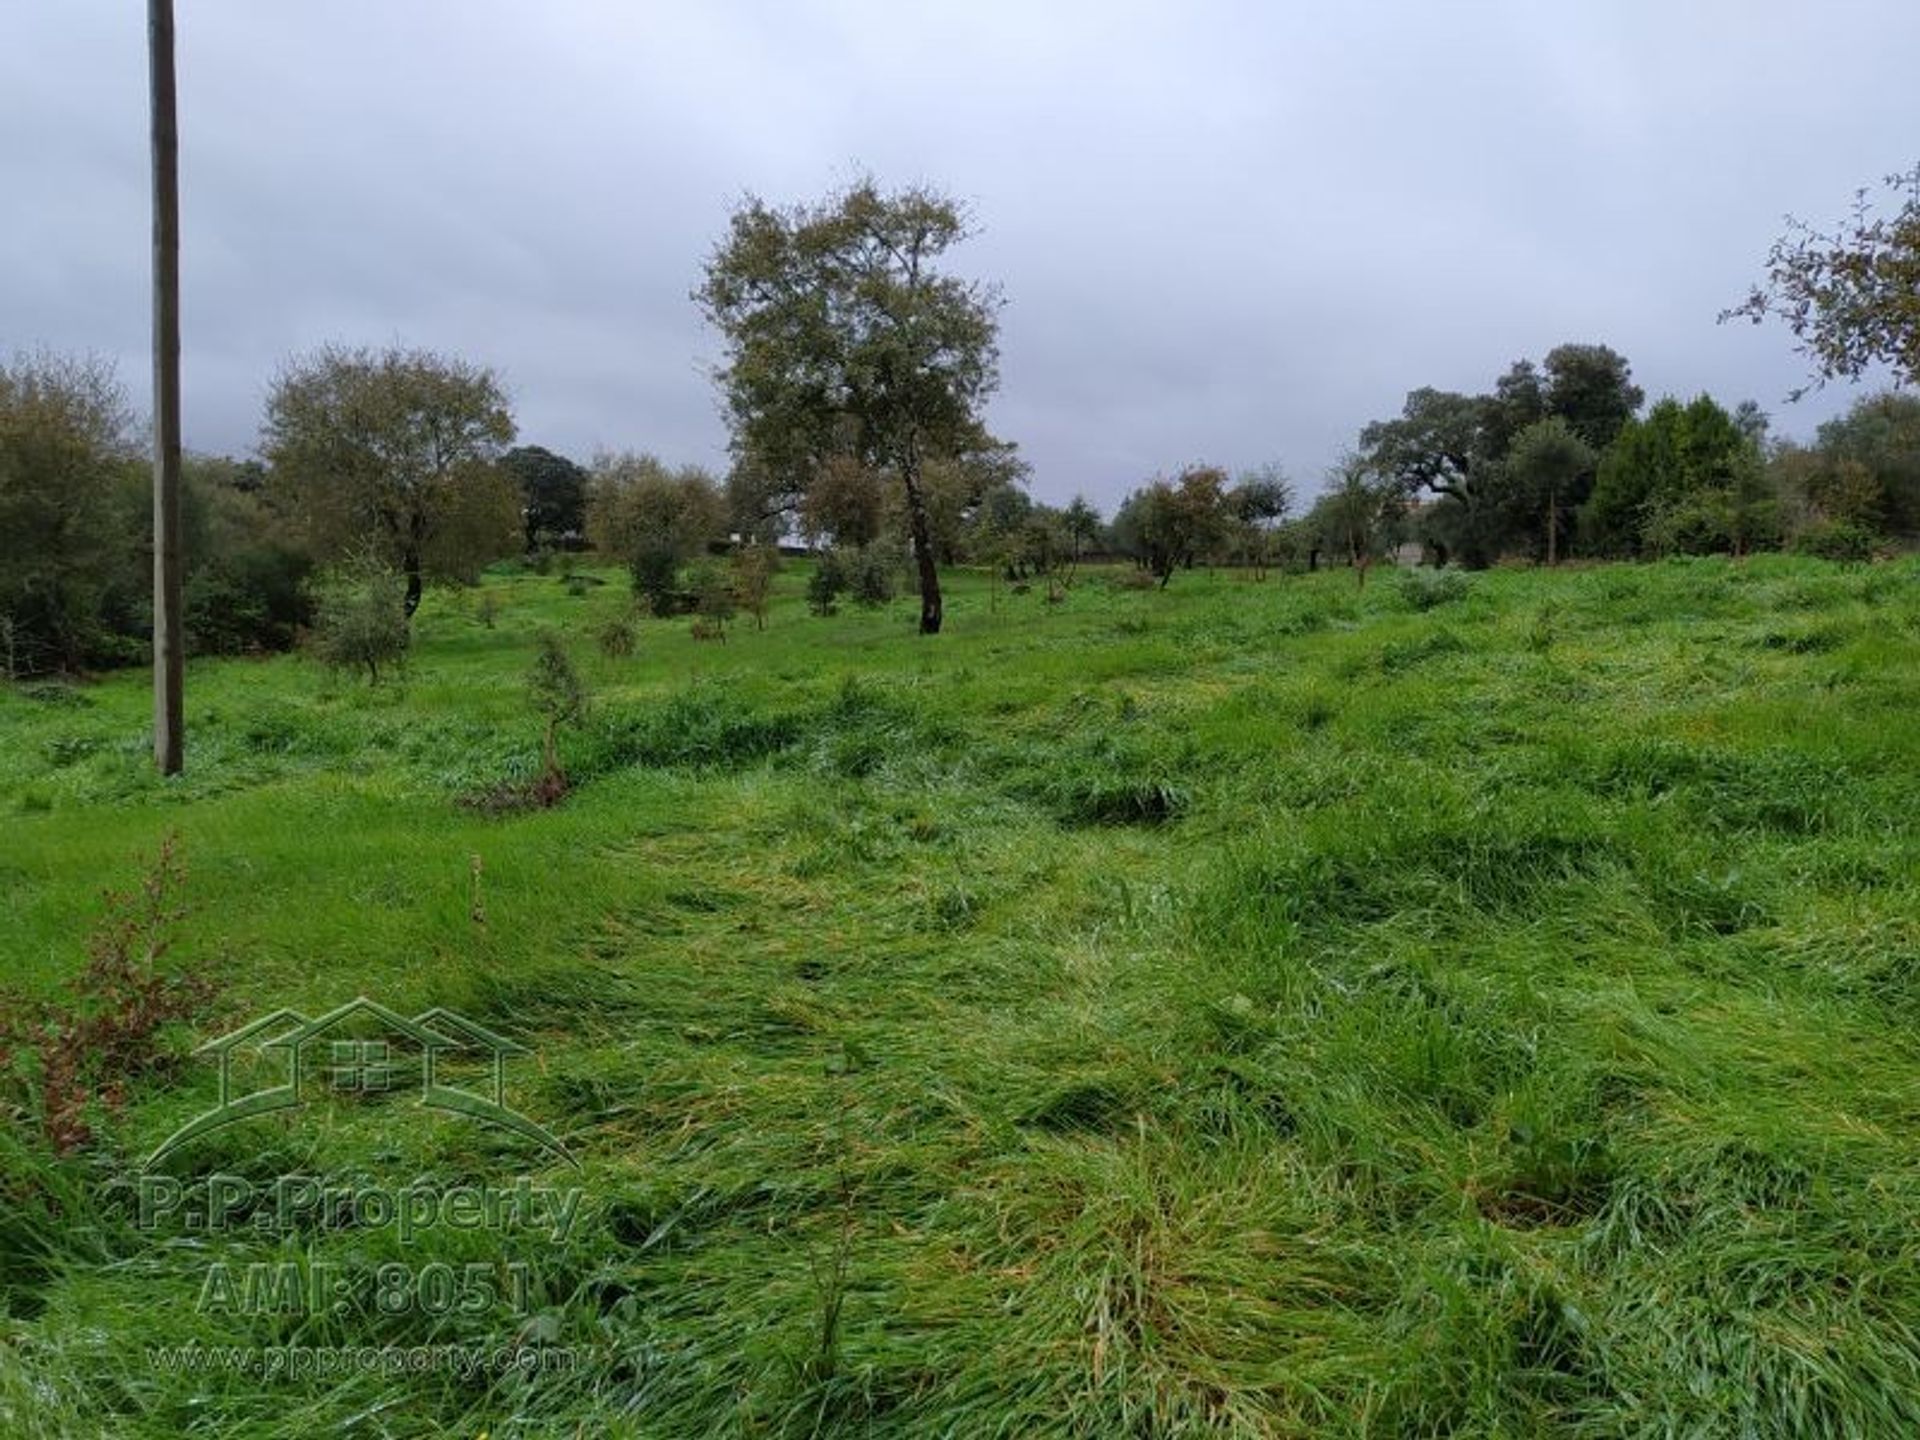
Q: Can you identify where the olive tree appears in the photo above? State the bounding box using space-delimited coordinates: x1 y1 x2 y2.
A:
263 345 518 618
696 178 1006 635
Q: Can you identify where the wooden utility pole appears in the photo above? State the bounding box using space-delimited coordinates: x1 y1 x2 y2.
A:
150 0 183 773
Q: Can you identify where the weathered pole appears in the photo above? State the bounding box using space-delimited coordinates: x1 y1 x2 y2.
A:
150 0 183 773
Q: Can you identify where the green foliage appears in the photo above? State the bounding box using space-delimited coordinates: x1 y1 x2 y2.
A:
527 629 588 790
1398 567 1472 611
807 550 849 615
0 351 143 674
1310 454 1402 584
1362 346 1640 566
688 562 738 636
697 177 1008 634
731 545 778 630
1112 465 1229 585
846 547 898 608
1791 518 1879 562
500 444 588 553
180 456 313 656
1725 164 1920 395
1583 395 1761 556
262 345 519 617
1503 416 1595 563
596 614 636 658
306 552 410 684
527 630 587 733
1813 391 1920 535
1540 343 1644 451
586 452 725 617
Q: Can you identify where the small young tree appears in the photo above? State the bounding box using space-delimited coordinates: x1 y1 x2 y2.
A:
1228 464 1293 578
1061 495 1103 584
1322 455 1399 589
807 551 849 616
1504 417 1594 565
689 562 737 638
527 630 587 795
309 552 409 684
732 545 778 629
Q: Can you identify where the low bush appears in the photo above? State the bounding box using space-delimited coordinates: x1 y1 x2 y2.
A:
1398 567 1472 611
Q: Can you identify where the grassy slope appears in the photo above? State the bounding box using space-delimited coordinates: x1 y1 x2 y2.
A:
1 556 1918 1437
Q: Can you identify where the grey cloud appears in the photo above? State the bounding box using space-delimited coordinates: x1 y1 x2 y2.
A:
4 0 1915 509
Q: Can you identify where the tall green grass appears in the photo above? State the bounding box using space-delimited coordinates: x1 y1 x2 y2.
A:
1 553 1917 1435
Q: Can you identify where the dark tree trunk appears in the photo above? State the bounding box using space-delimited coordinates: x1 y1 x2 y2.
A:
401 545 424 618
402 509 426 617
149 0 183 774
899 456 942 635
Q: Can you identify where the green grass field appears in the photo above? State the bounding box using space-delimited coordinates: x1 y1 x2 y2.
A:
3 555 1919 1437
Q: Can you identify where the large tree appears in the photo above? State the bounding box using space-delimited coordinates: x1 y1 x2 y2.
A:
696 179 1006 634
1359 388 1508 566
262 345 518 617
1724 165 1920 397
1361 344 1640 565
1814 391 1920 535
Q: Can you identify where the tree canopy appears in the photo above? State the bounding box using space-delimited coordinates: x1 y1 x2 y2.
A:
501 444 588 554
262 345 518 616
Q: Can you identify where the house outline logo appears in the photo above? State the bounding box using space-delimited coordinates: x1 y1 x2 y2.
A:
146 996 576 1169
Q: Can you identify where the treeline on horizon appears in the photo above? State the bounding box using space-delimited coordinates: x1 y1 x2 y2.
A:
1 336 1915 679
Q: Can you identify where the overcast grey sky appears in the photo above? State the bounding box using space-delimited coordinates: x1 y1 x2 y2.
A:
4 1 1916 508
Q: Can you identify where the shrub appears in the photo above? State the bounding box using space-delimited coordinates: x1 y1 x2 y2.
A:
848 547 897 608
1791 519 1878 562
1397 567 1471 611
807 551 849 616
689 563 736 637
1644 492 1735 556
183 542 313 657
308 553 409 684
597 615 637 658
0 835 214 1154
732 546 778 629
